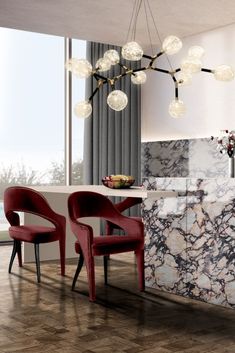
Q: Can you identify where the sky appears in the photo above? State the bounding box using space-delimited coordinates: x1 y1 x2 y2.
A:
0 27 86 178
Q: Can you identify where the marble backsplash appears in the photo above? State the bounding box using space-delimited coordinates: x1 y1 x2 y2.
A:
141 138 228 178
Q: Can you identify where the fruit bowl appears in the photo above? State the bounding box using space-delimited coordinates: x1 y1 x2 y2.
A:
102 175 135 189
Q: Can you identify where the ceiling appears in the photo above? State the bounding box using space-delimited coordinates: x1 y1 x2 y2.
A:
1 0 235 48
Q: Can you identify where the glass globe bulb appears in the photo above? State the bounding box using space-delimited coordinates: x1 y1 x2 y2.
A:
214 65 234 81
188 46 205 59
107 90 128 111
104 49 120 65
65 58 92 78
181 56 202 74
131 71 147 84
121 41 143 61
162 35 182 55
96 57 112 72
74 101 92 118
169 99 186 118
177 71 192 86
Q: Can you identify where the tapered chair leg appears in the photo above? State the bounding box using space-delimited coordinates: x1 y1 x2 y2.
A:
59 237 66 276
135 249 145 291
8 240 18 273
72 253 84 290
83 254 96 301
17 241 22 267
34 244 41 283
104 255 108 285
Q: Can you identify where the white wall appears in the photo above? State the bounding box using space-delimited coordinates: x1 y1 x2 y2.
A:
141 23 235 142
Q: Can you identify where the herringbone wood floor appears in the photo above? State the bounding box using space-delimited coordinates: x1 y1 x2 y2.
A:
1 245 235 353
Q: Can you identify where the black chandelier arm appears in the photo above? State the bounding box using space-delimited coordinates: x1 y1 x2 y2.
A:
115 71 132 80
152 67 171 74
111 69 134 82
156 51 164 58
142 54 153 60
142 51 164 60
201 68 213 73
93 73 108 82
132 67 148 73
175 83 179 99
118 62 130 72
112 66 148 82
88 86 101 101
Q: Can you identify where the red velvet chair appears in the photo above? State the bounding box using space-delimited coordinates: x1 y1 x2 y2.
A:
68 191 145 301
4 186 66 283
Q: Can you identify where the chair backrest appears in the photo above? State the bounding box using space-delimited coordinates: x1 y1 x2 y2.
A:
68 191 124 222
4 186 63 227
68 191 144 237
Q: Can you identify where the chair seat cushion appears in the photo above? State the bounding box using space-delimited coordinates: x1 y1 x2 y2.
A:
93 235 143 255
74 235 143 256
9 225 58 243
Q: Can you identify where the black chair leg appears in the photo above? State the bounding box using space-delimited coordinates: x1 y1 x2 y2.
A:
104 255 108 285
8 240 18 273
72 253 84 290
34 244 41 283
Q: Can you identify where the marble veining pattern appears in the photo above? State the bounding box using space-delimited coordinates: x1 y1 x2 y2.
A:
141 138 228 178
142 177 235 308
143 178 188 295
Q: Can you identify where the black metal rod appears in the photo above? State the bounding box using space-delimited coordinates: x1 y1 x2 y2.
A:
142 51 164 60
156 51 164 58
118 63 129 71
93 73 107 81
201 68 213 73
88 86 100 101
142 54 153 59
175 85 179 99
132 67 148 73
153 68 171 74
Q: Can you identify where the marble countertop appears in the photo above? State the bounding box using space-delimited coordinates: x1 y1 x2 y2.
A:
33 185 177 199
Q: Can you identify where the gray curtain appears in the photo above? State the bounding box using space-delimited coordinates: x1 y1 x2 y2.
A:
83 42 141 188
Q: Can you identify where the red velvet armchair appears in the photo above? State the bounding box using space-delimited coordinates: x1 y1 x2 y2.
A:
68 191 145 301
4 186 66 283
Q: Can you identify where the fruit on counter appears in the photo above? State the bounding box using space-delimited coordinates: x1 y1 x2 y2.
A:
102 174 135 189
109 174 134 181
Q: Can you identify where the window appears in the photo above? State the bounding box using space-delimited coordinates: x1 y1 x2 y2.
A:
0 28 86 241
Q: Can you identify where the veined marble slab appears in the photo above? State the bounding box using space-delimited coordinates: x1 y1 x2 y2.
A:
142 177 235 309
141 138 228 178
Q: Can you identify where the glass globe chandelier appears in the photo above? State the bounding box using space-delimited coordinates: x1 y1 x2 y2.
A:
66 0 235 119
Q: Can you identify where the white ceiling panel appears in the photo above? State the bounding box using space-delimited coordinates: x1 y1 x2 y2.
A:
0 0 235 47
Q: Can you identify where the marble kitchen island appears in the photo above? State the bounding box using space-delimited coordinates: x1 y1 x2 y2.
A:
142 177 235 309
